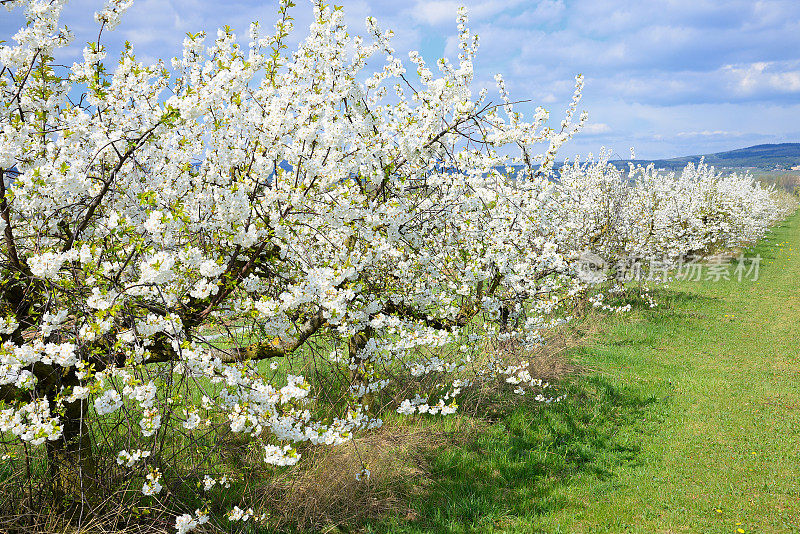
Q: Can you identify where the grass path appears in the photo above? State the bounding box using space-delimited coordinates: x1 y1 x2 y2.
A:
382 212 800 534
544 216 800 533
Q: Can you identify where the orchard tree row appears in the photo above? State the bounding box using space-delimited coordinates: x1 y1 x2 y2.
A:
0 0 793 531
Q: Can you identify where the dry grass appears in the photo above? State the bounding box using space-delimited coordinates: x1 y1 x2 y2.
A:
0 313 598 534
0 506 174 534
250 422 479 532
239 319 597 533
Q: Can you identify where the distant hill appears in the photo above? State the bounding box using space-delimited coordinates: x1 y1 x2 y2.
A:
607 143 800 171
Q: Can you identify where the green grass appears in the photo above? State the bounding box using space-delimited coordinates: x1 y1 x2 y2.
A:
372 212 800 534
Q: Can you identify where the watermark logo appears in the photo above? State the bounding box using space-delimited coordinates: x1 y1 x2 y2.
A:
576 252 608 284
576 253 761 282
675 254 761 282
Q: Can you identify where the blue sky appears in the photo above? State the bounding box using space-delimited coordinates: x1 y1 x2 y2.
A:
3 0 800 159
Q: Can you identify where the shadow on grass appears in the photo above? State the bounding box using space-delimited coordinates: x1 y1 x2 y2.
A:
656 289 720 307
368 376 659 534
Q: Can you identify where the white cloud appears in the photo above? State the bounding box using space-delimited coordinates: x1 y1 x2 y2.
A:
530 0 565 22
581 122 611 134
407 0 528 26
409 1 461 25
675 130 742 138
724 62 800 95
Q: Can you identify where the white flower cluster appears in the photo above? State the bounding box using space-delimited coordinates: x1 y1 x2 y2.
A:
396 393 457 416
0 316 19 335
94 389 123 415
142 468 163 495
174 510 209 534
200 474 231 491
94 0 134 31
0 399 62 445
263 443 300 466
228 506 254 522
116 448 151 467
139 408 162 437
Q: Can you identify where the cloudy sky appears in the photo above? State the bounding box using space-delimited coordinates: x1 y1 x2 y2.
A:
3 0 800 159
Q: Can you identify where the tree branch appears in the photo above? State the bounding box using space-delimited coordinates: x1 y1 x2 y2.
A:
0 168 22 271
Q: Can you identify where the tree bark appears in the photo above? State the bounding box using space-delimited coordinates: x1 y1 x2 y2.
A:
44 369 95 516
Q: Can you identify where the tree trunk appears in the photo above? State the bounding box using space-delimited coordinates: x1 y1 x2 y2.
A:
348 327 373 408
45 371 95 519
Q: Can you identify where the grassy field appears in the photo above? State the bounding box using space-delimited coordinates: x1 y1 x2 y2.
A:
366 212 800 534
